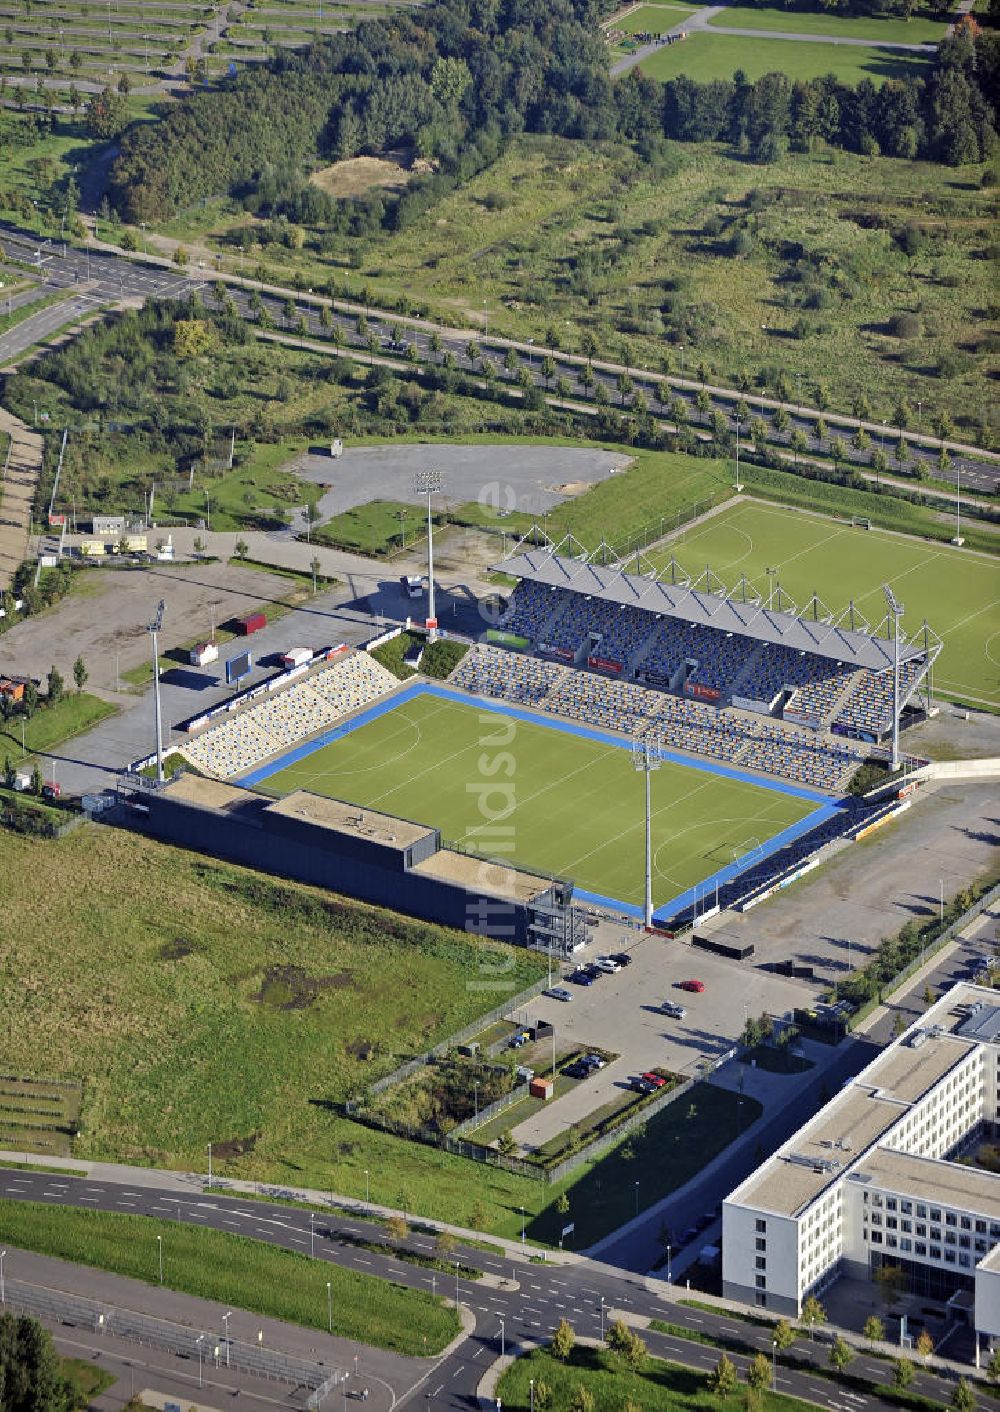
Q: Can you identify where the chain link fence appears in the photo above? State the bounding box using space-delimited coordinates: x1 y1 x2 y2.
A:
1 1278 344 1394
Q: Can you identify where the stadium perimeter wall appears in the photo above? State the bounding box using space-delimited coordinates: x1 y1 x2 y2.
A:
137 780 556 948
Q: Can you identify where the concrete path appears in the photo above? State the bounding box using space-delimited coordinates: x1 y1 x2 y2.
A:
0 407 43 591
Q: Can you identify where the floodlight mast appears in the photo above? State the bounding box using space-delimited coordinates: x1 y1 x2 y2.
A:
413 470 443 641
632 734 663 929
883 583 903 773
146 599 166 783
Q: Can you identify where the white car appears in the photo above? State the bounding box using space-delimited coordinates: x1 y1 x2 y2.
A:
546 987 573 1002
595 956 620 974
661 1001 687 1020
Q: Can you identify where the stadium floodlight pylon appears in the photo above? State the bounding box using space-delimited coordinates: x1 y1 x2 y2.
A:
146 598 166 784
632 733 664 929
413 470 443 640
883 583 905 772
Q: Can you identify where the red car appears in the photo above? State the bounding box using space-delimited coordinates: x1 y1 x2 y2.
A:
640 1071 668 1089
678 979 705 993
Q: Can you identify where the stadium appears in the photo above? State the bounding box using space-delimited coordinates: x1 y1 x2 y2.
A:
139 526 942 939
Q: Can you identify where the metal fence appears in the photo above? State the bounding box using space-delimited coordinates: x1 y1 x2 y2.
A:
1 1278 344 1393
545 1074 696 1185
446 1081 531 1141
353 973 554 1104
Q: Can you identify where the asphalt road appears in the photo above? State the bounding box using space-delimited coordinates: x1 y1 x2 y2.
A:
1 224 996 496
0 1170 974 1411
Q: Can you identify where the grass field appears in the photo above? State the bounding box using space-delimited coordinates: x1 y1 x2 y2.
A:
617 2 700 31
638 32 931 83
0 692 117 758
705 5 947 41
662 499 1000 709
0 1199 458 1356
256 691 818 910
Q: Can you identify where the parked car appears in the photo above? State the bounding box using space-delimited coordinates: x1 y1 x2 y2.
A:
546 987 572 1002
41 782 61 800
610 952 633 967
631 1076 655 1093
595 956 620 973
583 964 604 980
678 979 705 993
564 1062 590 1079
661 1002 687 1020
581 1053 606 1071
641 1071 668 1089
570 969 595 986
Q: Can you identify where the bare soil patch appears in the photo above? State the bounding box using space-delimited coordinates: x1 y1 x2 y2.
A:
310 154 414 199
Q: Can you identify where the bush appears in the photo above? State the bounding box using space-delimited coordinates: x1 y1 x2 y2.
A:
888 312 921 339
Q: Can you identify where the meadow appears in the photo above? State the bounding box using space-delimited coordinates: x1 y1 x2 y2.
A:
0 825 767 1240
662 498 1000 709
0 1199 458 1355
255 691 818 910
704 5 948 41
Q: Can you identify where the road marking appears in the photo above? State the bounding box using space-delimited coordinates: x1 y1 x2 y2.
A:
116 1201 136 1208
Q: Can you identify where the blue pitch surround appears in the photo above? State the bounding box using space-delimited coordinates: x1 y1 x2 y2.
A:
240 683 844 924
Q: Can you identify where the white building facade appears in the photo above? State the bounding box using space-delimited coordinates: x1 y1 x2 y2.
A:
723 984 1000 1345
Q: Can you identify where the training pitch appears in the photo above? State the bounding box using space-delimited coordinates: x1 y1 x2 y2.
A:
660 500 1000 711
248 688 830 918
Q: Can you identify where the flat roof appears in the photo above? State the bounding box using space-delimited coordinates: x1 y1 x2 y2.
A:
265 791 432 849
729 1016 978 1218
412 848 548 903
498 550 926 672
979 1246 1000 1273
853 1149 1000 1219
166 774 251 811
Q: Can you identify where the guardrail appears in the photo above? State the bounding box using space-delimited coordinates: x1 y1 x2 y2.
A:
2 1277 343 1392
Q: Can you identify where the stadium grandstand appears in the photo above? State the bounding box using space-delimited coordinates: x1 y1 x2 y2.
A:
451 540 941 790
180 651 399 778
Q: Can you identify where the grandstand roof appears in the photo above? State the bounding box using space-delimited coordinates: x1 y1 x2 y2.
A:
497 551 926 672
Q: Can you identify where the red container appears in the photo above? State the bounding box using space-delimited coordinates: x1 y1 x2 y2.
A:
236 612 266 636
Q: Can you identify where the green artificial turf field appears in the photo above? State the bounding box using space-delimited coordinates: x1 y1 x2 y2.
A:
660 500 1000 710
258 693 816 908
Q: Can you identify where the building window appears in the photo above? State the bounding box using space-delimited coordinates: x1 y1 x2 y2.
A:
871 1232 883 1245
915 1243 927 1257
944 1251 956 1265
901 1201 912 1216
887 1217 898 1230
887 1235 898 1249
930 1247 941 1260
931 1210 942 1223
756 1219 767 1233
917 1205 927 1219
887 1198 898 1212
916 1224 926 1238
946 1213 957 1227
756 1238 767 1252
960 1217 971 1231
976 1220 986 1234
959 1236 970 1249
901 1238 912 1253
960 1254 971 1268
756 1274 767 1289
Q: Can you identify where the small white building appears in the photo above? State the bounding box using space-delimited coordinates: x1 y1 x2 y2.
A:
189 642 219 667
723 983 1000 1348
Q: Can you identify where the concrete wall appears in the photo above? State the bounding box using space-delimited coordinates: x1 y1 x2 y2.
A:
975 1264 1000 1340
722 1201 801 1316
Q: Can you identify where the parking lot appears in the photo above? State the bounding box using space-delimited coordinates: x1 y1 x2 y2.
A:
505 924 817 1153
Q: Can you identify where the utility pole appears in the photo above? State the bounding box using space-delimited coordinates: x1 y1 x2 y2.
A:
146 599 166 782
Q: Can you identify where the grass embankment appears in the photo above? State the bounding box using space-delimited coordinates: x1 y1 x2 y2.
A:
0 693 116 757
311 498 426 554
0 1200 458 1356
0 824 761 1242
369 632 468 680
497 1345 819 1411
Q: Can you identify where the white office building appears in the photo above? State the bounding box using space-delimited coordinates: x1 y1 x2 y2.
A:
723 983 1000 1348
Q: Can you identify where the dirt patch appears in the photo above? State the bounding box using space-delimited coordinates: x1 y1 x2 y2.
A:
554 480 596 496
252 963 354 1010
158 936 197 961
310 154 414 199
211 1131 260 1160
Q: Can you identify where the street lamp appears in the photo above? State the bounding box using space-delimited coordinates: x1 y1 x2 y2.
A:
157 1235 163 1284
473 1080 480 1122
599 1295 605 1340
632 734 662 929
634 1181 640 1218
530 1379 535 1412
327 1280 332 1334
1 1249 6 1304
666 1244 672 1284
520 1206 525 1255
311 1211 316 1259
413 469 443 642
207 1141 212 1189
222 1311 232 1367
196 1334 204 1388
734 414 743 493
772 1338 778 1390
364 1169 370 1208
498 1316 505 1360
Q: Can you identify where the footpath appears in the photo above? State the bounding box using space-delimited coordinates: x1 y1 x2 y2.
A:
0 407 42 591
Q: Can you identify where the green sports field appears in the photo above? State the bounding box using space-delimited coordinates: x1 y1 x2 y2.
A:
659 500 1000 710
258 694 817 909
637 32 930 83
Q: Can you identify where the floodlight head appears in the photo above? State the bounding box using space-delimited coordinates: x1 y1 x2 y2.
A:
631 733 663 771
882 583 904 617
146 598 166 634
414 469 443 496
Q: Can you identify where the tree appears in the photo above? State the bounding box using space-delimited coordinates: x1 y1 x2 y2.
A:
551 1317 574 1361
801 1295 826 1339
386 1213 408 1243
556 1193 570 1216
875 1263 907 1309
435 1230 456 1258
3 755 14 789
892 1358 915 1390
916 1328 934 1360
773 1318 795 1351
567 1387 594 1412
951 1377 976 1412
541 355 556 390
46 665 64 705
696 388 711 423
22 682 38 718
746 1352 772 1392
709 1352 739 1395
234 538 249 560
30 765 43 796
0 1310 76 1412
830 1335 854 1373
85 84 128 138
72 656 87 694
892 1011 907 1038
173 320 219 359
193 536 206 556
923 984 936 1005
987 1346 1000 1386
172 245 190 267
863 1315 885 1345
532 1382 552 1410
